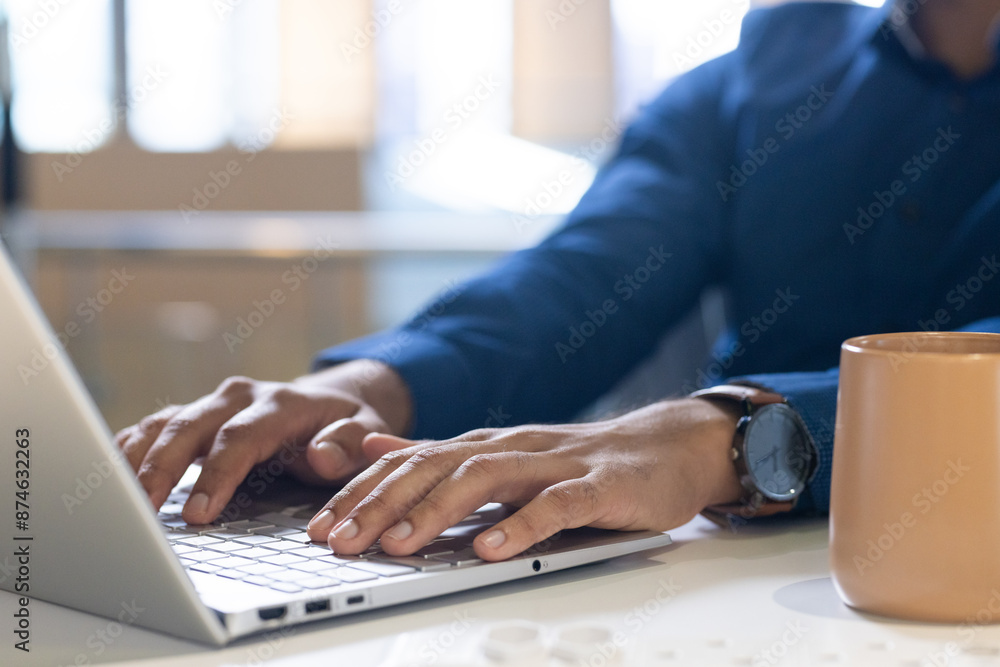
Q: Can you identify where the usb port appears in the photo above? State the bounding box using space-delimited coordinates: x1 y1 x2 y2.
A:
346 594 365 606
258 606 287 621
305 599 331 614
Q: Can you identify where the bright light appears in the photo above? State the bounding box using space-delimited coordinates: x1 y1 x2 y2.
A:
8 0 114 152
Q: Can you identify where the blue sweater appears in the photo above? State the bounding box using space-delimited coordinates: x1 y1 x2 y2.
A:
317 3 1000 515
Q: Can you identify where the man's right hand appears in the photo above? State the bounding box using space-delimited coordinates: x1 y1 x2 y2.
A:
115 360 413 525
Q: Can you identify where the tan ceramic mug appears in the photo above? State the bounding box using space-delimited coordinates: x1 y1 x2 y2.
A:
830 331 1000 623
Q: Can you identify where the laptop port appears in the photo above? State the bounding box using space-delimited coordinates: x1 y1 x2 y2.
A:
305 599 331 614
258 606 287 621
346 594 365 606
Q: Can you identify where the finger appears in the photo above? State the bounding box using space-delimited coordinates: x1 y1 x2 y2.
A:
137 396 248 511
472 477 605 561
362 432 417 461
306 403 392 480
377 450 553 556
183 401 310 523
307 440 467 548
117 404 185 473
305 434 421 539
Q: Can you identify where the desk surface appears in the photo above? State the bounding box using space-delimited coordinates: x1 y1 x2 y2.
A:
5 516 1000 667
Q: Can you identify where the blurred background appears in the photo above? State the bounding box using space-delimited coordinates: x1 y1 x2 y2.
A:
0 0 883 430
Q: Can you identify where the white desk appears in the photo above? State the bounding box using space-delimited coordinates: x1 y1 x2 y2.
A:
5 516 1000 667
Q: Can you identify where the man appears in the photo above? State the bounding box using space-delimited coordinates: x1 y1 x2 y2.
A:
118 0 1000 562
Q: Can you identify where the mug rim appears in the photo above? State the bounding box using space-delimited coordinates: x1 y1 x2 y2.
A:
842 331 1000 356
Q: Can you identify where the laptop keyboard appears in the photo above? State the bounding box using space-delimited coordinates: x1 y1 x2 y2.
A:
158 497 486 595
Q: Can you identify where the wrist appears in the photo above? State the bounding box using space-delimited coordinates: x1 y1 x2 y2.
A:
684 397 744 508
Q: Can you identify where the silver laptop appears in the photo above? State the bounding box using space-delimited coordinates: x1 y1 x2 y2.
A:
0 241 672 645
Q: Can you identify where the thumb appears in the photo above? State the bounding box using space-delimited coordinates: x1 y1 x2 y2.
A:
306 404 391 480
362 432 421 461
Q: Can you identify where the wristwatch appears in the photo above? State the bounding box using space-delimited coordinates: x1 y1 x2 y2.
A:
689 384 818 524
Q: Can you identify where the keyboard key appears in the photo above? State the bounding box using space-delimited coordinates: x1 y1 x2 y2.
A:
203 541 252 554
212 556 256 569
221 520 274 532
432 548 483 568
253 526 303 537
288 545 334 558
238 562 286 576
262 541 308 553
217 569 249 580
412 545 455 559
261 553 309 566
185 550 230 562
174 535 226 547
206 530 254 540
232 534 279 546
329 567 377 584
277 532 314 544
345 561 416 577
317 554 364 565
270 570 316 583
288 560 334 573
254 512 310 530
242 575 274 587
171 544 199 556
299 576 340 590
268 582 303 594
160 503 185 514
368 555 452 572
189 562 222 574
172 524 218 535
233 547 277 559
178 557 196 567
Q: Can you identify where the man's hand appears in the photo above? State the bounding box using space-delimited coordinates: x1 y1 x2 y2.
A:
115 360 412 525
306 398 743 561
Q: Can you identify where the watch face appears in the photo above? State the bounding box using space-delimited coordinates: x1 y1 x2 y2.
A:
743 404 814 502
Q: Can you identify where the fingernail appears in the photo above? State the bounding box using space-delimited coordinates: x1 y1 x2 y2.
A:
384 519 413 541
186 492 210 517
482 529 506 549
315 441 348 470
308 509 336 534
332 518 359 540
